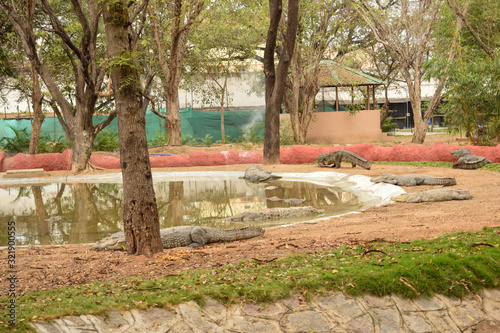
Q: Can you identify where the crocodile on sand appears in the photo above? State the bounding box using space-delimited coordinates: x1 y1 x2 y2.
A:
391 188 472 203
240 165 282 183
93 225 264 251
370 174 457 186
450 148 492 170
316 150 371 170
223 206 325 222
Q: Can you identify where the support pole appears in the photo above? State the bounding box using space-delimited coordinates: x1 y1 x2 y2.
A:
335 87 339 112
366 86 370 110
372 85 376 109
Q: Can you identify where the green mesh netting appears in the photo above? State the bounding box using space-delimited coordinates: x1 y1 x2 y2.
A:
0 107 266 144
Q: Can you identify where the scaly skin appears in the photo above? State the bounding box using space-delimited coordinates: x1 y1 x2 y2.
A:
450 148 492 170
316 150 371 170
240 165 282 183
371 174 457 186
223 206 325 222
391 188 472 203
93 226 264 251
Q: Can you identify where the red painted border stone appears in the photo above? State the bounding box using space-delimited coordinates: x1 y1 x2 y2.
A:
1 144 499 172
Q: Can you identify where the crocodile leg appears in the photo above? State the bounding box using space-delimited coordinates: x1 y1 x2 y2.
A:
190 226 208 247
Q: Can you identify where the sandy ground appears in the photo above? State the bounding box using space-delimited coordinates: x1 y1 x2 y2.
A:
1 133 499 296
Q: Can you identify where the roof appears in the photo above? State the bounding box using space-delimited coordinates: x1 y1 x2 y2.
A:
317 60 386 87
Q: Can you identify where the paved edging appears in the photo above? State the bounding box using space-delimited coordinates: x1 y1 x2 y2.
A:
31 289 500 332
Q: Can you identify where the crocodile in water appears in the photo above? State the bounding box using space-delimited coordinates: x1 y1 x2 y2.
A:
316 150 371 170
450 148 492 170
223 206 325 222
391 188 472 203
93 225 264 251
240 165 282 183
370 174 457 186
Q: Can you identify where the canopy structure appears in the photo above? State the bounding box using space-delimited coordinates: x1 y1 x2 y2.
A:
316 60 386 111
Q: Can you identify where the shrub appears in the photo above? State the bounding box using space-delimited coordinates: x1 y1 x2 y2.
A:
39 135 71 153
0 126 31 152
382 116 398 133
243 121 265 143
149 129 168 147
279 118 295 145
182 134 199 146
93 130 120 151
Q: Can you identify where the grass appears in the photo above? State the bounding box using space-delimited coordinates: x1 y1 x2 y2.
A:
2 227 499 332
372 160 500 172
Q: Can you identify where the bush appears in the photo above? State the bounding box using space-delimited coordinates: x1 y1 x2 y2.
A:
243 121 264 143
381 116 398 133
279 118 295 145
39 135 71 153
93 130 119 151
0 126 31 152
149 129 168 147
200 134 214 146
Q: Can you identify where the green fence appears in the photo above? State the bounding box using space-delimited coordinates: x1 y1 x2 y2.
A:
0 107 266 144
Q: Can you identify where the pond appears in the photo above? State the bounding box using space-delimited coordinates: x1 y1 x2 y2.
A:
0 171 404 247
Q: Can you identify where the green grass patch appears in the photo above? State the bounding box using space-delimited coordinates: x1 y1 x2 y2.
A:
372 160 499 171
3 227 499 332
372 160 454 168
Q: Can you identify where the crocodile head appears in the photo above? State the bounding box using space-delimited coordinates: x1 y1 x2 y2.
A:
370 174 393 183
450 148 471 158
93 232 126 251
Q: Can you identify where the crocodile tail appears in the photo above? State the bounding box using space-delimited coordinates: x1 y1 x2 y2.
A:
342 152 371 170
208 226 264 242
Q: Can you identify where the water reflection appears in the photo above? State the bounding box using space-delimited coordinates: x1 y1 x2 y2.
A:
0 179 362 246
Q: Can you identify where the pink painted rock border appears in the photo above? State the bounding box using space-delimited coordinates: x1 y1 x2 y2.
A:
1 143 499 172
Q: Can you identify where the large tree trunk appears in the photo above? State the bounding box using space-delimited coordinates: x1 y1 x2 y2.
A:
26 1 44 155
29 70 44 154
71 129 95 172
286 58 302 143
103 0 163 257
220 76 227 144
263 0 300 165
166 85 182 145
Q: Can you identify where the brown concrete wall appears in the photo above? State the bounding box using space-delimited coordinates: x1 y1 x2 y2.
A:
281 110 392 144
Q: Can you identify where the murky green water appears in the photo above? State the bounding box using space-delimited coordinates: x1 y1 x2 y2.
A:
0 179 363 246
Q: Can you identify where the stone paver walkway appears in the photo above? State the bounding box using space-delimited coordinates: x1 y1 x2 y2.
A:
32 289 500 333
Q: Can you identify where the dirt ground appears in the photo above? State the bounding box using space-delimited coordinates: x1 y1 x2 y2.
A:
1 133 499 296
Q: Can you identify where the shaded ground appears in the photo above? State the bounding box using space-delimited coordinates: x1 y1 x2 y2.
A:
1 133 499 296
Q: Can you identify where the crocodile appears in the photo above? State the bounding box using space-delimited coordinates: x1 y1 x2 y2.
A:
370 174 457 186
316 150 371 170
223 206 325 222
268 196 306 204
391 188 472 203
240 165 282 183
450 148 492 170
93 225 264 251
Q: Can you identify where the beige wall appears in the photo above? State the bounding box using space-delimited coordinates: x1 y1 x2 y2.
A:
281 110 392 144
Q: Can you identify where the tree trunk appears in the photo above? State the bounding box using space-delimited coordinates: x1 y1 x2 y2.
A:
263 0 299 165
27 2 44 155
287 59 302 143
103 0 163 257
70 129 95 172
220 77 227 144
29 73 44 154
166 89 182 145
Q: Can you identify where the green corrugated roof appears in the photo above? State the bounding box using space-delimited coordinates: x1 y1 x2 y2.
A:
317 60 386 87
